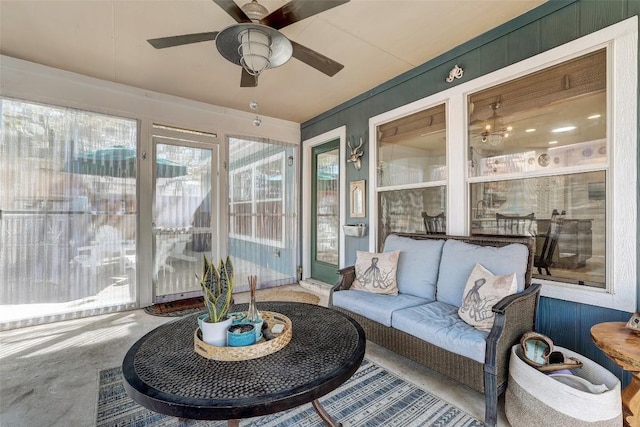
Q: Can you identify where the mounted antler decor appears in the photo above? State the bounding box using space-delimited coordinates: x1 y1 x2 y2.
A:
347 135 365 170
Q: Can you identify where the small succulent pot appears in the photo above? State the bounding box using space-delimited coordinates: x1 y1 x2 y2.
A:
229 312 246 325
201 316 233 347
227 323 256 347
197 313 209 331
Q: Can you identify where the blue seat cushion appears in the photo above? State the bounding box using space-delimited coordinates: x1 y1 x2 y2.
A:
332 290 431 327
391 301 489 363
436 239 529 307
383 234 445 299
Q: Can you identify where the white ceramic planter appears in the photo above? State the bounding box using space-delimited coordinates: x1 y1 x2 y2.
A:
200 316 232 346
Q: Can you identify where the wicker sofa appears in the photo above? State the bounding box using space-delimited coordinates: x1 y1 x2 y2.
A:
329 233 541 427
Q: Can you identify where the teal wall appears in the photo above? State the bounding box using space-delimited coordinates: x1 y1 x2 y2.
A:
301 0 638 385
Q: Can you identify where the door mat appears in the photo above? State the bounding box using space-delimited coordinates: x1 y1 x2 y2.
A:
143 297 204 317
144 289 321 317
96 358 483 426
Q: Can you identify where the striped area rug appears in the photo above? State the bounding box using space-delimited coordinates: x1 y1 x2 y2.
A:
96 359 483 426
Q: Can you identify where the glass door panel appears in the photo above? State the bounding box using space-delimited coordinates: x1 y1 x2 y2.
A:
152 137 218 302
311 140 339 283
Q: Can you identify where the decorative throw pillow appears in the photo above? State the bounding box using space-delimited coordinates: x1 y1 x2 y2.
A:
350 250 400 295
458 263 517 331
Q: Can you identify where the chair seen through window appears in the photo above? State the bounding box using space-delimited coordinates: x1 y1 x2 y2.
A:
422 212 446 234
534 209 566 275
496 212 535 236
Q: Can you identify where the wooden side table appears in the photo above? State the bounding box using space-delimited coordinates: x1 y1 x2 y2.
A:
591 322 640 427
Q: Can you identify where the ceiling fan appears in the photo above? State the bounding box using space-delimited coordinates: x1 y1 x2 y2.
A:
147 0 349 87
470 98 513 148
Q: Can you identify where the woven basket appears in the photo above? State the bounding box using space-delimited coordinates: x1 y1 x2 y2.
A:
506 344 622 426
194 311 292 361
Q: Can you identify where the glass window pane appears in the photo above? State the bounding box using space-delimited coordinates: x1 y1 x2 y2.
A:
470 171 605 288
378 187 446 251
256 201 282 241
316 149 339 265
468 49 606 177
232 170 252 202
377 103 446 187
256 159 282 200
233 203 252 237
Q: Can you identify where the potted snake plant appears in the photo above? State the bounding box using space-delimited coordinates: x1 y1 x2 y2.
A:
197 255 234 346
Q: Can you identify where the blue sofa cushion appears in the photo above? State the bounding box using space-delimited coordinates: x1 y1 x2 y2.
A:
383 234 445 299
391 301 489 363
436 239 529 307
332 289 431 327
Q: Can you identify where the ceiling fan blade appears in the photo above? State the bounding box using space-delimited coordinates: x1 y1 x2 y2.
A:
291 40 344 77
240 69 258 87
212 0 252 23
260 0 349 30
147 32 219 49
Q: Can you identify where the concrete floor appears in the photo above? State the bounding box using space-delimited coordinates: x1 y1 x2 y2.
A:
0 283 509 427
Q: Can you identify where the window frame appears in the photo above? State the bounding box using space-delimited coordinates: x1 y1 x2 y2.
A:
229 151 286 247
368 17 637 312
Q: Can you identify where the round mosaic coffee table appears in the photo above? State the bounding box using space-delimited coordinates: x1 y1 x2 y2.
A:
122 301 366 426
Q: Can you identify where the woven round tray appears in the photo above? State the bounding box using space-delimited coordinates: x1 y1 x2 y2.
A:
194 311 292 361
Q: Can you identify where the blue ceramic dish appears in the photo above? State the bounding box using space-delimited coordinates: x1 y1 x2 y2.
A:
227 324 256 347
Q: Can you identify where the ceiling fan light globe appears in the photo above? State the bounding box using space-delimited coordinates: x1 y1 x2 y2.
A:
488 135 502 146
239 29 272 75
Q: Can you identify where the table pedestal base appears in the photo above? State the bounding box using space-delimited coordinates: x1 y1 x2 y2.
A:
312 399 342 427
622 373 640 427
227 399 340 427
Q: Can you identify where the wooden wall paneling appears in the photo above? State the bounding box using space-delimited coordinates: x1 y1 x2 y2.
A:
431 61 464 97
447 49 482 86
507 21 541 66
478 35 509 78
577 302 631 386
538 297 632 387
579 0 628 37
540 1 581 52
628 0 640 18
537 296 580 349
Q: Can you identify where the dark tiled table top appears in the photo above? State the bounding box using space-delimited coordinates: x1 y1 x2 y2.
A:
122 301 366 421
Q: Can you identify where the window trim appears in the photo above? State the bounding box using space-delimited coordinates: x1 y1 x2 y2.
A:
369 17 637 312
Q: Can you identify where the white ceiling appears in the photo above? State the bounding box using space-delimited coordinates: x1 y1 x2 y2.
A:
0 0 547 124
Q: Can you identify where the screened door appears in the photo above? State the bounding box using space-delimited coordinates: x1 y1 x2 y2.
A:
228 136 299 292
0 97 138 328
152 127 219 302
